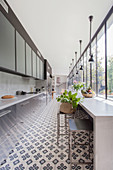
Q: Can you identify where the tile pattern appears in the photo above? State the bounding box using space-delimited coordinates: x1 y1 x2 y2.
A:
0 100 93 170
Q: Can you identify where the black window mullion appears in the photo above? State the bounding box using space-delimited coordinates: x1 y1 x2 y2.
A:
96 36 98 96
105 22 107 99
86 51 88 88
83 55 84 82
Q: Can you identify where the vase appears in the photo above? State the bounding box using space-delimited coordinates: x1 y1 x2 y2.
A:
60 103 75 114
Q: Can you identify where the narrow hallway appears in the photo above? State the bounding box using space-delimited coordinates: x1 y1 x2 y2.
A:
0 99 93 170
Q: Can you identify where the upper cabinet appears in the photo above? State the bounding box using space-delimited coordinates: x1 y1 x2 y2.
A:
26 43 32 76
37 56 40 79
41 60 44 80
0 3 50 79
32 51 37 78
0 12 15 71
39 59 44 80
16 31 25 74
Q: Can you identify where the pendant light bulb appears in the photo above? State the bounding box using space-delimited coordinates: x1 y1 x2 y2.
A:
79 40 83 70
80 65 83 70
88 15 94 63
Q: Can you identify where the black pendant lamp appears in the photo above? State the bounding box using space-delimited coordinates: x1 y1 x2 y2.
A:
75 52 77 65
76 70 79 74
75 52 79 74
79 40 83 70
88 15 94 63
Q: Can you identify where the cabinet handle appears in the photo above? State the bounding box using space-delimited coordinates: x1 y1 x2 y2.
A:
20 101 29 106
0 110 11 118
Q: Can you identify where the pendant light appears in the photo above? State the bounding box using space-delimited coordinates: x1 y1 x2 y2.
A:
75 52 77 65
75 52 79 74
88 15 94 63
72 59 74 68
79 40 83 70
76 69 79 74
69 66 71 74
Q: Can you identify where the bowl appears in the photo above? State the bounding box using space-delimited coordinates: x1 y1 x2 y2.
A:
82 93 95 98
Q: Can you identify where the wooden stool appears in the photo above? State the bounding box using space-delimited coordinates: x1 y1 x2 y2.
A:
68 118 93 167
52 91 56 99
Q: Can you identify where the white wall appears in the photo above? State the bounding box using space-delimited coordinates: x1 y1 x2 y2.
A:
0 72 36 97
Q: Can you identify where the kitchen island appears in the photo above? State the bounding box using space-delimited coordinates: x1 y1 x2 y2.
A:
79 97 113 170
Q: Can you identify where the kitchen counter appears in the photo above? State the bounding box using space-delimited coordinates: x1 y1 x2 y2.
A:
79 97 113 118
0 92 45 110
79 97 113 170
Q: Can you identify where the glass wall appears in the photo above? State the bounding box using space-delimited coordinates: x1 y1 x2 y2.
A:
87 49 90 88
83 54 86 83
107 14 113 100
97 27 105 97
68 7 113 101
92 39 96 92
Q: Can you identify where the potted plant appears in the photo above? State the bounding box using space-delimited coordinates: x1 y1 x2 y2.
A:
56 90 82 114
81 87 95 98
73 80 84 92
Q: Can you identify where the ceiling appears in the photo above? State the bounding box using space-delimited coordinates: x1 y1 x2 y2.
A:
6 0 113 75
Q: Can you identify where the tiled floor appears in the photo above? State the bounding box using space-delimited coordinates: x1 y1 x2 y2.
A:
0 99 93 170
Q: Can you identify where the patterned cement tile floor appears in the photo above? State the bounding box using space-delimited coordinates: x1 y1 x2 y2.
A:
0 99 93 170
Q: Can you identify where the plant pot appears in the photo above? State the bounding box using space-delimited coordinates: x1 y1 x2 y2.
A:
60 103 75 114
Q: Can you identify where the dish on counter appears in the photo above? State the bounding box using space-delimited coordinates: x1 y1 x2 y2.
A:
1 95 15 99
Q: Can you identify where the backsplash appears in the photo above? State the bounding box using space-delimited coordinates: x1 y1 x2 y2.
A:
0 72 36 97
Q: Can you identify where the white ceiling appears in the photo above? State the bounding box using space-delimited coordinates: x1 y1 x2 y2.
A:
6 0 113 75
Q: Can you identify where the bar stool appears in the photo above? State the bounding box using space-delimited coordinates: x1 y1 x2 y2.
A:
57 111 74 144
68 118 93 168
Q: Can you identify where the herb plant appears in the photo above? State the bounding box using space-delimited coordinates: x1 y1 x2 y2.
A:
73 80 84 91
56 90 82 109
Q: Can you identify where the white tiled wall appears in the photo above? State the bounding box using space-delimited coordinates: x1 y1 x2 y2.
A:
0 72 36 97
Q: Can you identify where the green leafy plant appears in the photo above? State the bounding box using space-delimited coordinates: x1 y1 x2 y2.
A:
73 80 84 91
56 90 82 109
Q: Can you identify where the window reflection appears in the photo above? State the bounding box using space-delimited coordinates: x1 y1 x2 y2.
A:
107 14 113 99
87 49 90 88
97 27 105 97
83 53 86 85
92 39 96 92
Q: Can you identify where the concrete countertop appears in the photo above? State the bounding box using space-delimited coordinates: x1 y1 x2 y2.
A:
0 92 46 111
80 97 113 118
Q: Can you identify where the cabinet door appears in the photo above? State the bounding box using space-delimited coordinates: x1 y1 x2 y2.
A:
26 43 32 76
39 60 44 80
39 59 41 79
41 61 44 80
37 56 40 79
0 12 15 70
32 51 37 77
16 31 25 74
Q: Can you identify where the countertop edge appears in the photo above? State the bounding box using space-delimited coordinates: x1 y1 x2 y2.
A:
0 92 45 111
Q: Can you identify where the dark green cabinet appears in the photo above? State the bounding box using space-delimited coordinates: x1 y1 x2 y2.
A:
16 31 25 74
26 43 32 76
0 12 15 71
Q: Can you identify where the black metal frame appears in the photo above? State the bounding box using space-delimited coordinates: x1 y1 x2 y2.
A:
68 6 113 100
